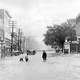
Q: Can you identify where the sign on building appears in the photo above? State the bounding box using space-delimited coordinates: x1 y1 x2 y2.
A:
64 42 70 54
72 41 79 44
64 42 70 49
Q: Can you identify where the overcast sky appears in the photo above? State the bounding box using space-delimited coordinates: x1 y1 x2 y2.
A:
0 0 80 44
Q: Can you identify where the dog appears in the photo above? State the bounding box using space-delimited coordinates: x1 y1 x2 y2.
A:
19 58 23 61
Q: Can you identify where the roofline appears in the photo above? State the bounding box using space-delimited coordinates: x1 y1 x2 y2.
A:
0 9 12 18
5 10 12 18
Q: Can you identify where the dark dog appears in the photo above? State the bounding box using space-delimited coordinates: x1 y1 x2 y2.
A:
19 58 23 61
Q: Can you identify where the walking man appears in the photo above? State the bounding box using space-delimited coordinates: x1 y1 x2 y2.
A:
42 50 47 61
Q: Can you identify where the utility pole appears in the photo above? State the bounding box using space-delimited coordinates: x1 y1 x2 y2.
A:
18 28 22 52
9 21 16 53
18 29 20 51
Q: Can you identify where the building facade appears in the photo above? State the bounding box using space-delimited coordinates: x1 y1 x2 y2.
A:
0 9 11 56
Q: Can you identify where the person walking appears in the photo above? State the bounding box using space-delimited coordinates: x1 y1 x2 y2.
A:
42 50 47 61
25 49 29 62
25 56 28 62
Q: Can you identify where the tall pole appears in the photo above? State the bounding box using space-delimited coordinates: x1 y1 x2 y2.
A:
9 21 15 53
18 28 20 51
18 28 22 52
18 29 19 51
20 30 22 51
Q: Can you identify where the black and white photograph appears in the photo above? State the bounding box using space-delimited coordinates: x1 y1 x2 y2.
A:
0 0 80 80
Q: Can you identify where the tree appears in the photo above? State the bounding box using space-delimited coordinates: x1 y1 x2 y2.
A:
43 24 77 49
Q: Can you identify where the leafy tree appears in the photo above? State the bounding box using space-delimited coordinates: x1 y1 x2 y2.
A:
43 24 77 49
76 14 80 24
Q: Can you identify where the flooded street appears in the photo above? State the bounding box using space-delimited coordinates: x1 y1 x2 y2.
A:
0 53 80 80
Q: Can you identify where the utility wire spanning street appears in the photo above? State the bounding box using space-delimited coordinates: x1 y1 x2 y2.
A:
0 52 80 80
